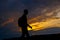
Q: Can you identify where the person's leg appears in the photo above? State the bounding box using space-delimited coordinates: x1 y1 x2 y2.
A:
25 27 30 37
21 28 25 38
21 27 30 38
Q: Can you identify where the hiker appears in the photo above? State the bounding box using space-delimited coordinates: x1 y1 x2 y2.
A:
18 9 32 38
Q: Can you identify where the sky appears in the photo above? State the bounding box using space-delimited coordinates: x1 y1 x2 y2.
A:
0 0 60 40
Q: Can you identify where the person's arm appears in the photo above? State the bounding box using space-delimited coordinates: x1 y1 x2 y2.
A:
27 24 32 29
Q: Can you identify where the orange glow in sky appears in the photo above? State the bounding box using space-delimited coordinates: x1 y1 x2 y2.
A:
2 16 60 31
27 18 60 31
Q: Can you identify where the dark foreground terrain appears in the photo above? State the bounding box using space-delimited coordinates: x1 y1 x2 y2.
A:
4 33 60 40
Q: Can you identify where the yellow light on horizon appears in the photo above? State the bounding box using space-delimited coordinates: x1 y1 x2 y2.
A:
27 18 60 31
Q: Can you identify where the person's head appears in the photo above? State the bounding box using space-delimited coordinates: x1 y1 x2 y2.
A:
24 9 28 15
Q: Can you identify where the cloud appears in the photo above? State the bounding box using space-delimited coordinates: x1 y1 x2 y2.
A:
1 0 60 30
28 18 60 31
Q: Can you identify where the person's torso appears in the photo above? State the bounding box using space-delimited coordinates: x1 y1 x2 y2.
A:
18 15 27 27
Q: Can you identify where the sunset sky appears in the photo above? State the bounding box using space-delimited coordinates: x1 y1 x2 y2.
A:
0 0 60 40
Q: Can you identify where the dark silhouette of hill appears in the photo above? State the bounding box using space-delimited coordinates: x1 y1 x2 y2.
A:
4 27 60 40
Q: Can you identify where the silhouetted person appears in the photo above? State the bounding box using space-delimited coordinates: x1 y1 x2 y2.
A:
18 9 32 38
